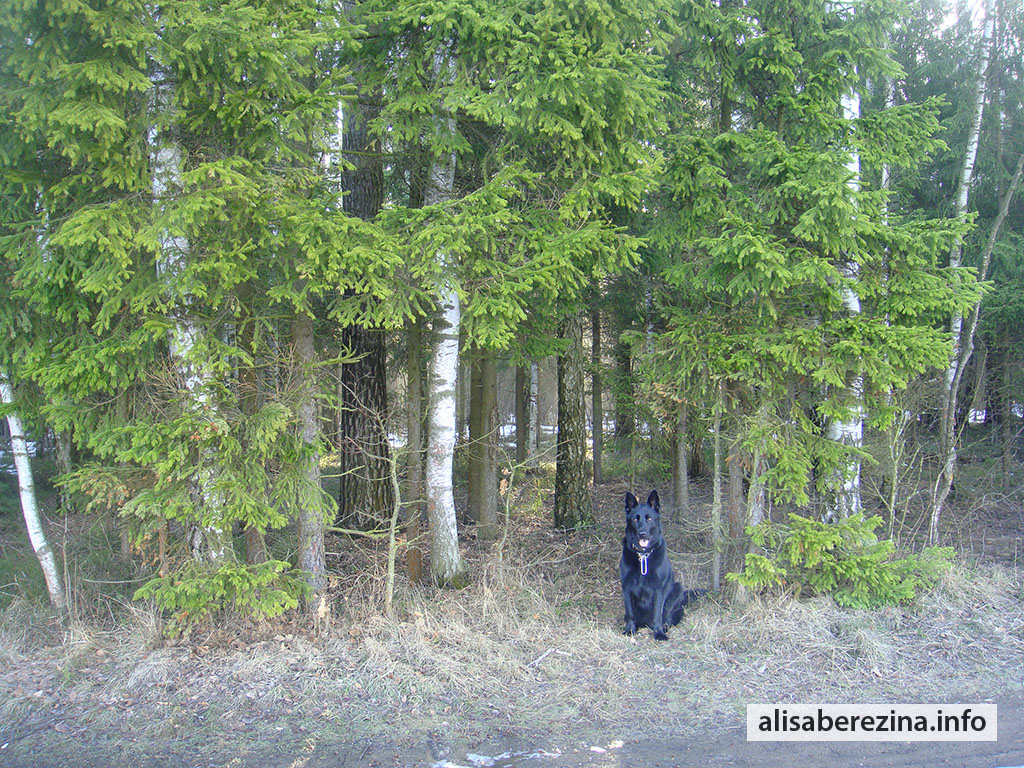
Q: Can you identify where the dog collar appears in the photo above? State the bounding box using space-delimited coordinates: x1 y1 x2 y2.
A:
638 551 649 576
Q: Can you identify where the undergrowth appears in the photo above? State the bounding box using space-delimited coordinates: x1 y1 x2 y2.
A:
1 469 1023 765
729 513 955 607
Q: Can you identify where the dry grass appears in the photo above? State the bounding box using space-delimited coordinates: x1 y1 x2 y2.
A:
1 476 1023 764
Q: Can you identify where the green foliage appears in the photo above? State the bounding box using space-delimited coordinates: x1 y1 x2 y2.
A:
1 0 1018 626
134 559 308 635
728 513 954 608
637 0 984 510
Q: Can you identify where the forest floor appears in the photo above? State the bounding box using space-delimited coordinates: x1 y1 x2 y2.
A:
1 468 1023 768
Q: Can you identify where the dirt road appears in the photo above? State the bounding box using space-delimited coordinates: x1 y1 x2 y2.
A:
411 699 1024 768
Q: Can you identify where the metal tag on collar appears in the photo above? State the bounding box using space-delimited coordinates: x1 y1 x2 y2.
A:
639 552 649 576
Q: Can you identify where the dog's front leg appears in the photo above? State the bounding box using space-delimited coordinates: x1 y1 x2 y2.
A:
622 591 637 635
652 589 669 641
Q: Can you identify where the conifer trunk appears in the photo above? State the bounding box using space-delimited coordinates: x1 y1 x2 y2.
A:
406 319 425 582
237 283 268 565
672 403 689 523
727 439 744 539
477 351 499 540
591 309 603 486
711 388 723 593
292 311 326 605
55 430 73 512
337 325 393 528
515 365 528 465
612 343 634 457
467 344 483 520
1 371 66 612
528 362 539 469
554 313 592 529
336 85 393 530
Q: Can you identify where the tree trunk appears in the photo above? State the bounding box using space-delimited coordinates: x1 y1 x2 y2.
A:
554 313 592 529
337 326 393 529
55 430 73 512
150 65 230 563
467 344 483 521
292 311 326 606
423 53 466 586
336 73 392 531
727 440 745 539
711 389 723 593
1 371 66 612
406 318 425 583
931 0 997 543
591 309 603 486
515 365 528 465
478 350 499 540
458 334 470 443
613 342 634 457
824 65 864 522
745 411 768 529
672 403 689 523
237 283 268 566
1000 345 1015 479
426 276 466 586
528 361 540 469
933 150 1024 541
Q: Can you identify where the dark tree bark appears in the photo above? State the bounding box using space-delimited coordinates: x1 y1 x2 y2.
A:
337 325 393 528
237 284 268 565
515 364 528 465
728 441 745 540
478 350 499 540
336 88 394 530
406 318 425 583
554 314 592 529
467 344 483 521
457 328 468 443
672 402 689 523
467 345 498 538
612 341 634 457
293 311 326 606
591 309 603 486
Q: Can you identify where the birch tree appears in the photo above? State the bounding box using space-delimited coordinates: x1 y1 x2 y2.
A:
148 43 231 562
930 0 997 543
824 6 864 522
423 132 467 587
1 372 66 612
650 0 970 527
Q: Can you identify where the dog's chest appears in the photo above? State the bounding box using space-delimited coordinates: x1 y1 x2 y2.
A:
621 547 666 586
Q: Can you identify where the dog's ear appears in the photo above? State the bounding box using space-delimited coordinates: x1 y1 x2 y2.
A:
625 492 638 513
647 490 660 511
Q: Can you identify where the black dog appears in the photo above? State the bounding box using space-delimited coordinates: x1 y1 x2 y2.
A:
620 490 700 640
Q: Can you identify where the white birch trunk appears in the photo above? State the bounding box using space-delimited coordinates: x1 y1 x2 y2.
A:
931 0 995 543
149 58 229 562
425 265 464 586
1 371 67 612
824 75 864 521
423 47 465 585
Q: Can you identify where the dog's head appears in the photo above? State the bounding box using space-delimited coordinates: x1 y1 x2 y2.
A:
625 490 662 552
